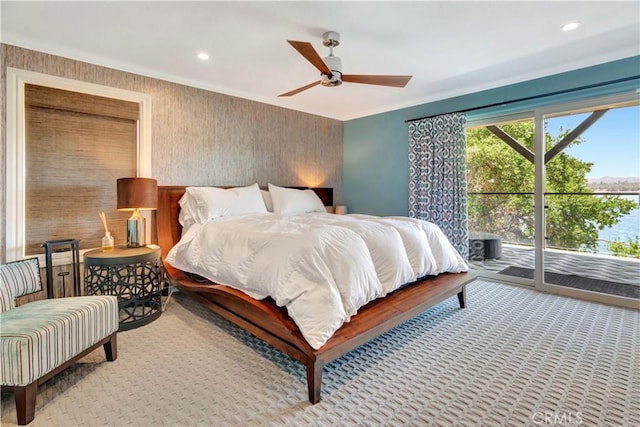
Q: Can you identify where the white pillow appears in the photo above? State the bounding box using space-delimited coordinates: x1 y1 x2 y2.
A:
268 183 326 214
178 190 199 228
183 184 267 223
261 190 273 212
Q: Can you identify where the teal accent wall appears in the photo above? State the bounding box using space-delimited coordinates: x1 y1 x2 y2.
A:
343 56 640 216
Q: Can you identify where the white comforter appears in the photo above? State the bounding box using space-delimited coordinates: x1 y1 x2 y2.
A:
167 213 468 349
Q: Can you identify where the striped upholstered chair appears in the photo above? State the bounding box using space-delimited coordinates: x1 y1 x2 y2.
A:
0 258 119 425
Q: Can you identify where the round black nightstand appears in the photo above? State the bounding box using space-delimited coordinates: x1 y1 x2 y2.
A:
84 245 164 331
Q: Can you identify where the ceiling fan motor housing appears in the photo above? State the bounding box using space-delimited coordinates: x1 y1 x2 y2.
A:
321 53 343 86
322 31 340 47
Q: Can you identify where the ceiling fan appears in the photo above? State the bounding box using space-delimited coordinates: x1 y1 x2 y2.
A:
279 31 412 97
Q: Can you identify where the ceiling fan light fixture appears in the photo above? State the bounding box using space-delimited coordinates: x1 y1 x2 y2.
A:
321 71 343 87
321 54 342 86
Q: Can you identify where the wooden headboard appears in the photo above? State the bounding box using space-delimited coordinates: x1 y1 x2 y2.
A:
155 185 334 259
156 186 187 260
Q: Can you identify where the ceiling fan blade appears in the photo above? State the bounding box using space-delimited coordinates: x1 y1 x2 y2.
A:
278 81 321 97
287 40 333 76
342 75 412 88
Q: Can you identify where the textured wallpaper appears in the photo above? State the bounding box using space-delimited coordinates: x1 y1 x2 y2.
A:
0 44 344 262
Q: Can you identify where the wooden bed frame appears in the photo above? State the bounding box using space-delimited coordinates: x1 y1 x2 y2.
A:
156 186 474 404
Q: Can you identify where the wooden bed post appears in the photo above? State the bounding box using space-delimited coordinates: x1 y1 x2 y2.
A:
307 358 324 404
457 286 467 308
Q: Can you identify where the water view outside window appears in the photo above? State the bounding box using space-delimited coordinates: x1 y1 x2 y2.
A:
546 105 639 258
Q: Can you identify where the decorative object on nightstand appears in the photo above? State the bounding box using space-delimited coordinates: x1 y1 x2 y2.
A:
334 205 348 215
84 245 164 331
117 177 157 248
99 211 114 251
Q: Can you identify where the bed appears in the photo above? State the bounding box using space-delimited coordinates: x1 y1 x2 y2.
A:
156 185 474 403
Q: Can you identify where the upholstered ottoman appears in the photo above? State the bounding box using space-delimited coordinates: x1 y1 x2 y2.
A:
1 259 119 425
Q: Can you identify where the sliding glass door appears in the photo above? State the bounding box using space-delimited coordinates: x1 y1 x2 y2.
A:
541 101 639 301
467 92 639 306
466 117 536 281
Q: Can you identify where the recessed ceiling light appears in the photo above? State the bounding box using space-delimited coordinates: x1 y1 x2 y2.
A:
562 21 581 32
197 52 210 60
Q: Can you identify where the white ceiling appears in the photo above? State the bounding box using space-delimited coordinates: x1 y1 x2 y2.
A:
1 1 639 121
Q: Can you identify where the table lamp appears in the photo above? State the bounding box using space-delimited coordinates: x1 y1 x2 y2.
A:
117 177 157 248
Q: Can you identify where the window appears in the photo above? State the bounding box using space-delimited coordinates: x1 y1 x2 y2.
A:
5 68 151 262
24 84 139 254
466 92 639 305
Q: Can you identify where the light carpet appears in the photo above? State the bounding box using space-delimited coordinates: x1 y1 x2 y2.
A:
1 279 638 427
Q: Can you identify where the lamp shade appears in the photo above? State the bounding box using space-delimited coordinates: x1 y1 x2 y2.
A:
117 178 158 211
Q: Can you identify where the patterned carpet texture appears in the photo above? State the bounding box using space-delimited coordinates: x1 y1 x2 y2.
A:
1 280 638 426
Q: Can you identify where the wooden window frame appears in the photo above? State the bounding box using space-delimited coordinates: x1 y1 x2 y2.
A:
5 67 152 263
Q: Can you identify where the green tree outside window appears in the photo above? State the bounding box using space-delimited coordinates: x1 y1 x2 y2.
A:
467 121 637 257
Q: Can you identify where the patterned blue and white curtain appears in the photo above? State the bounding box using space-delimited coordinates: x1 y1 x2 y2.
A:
408 112 469 258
